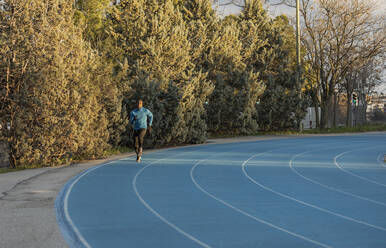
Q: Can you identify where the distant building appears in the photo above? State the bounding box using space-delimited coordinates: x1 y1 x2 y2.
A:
367 94 386 114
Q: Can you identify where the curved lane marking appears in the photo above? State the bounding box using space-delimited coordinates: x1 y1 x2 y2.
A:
132 140 313 248
289 149 386 207
190 155 333 248
62 146 193 248
335 150 386 188
61 137 385 247
63 141 287 248
63 161 114 248
133 152 213 248
242 149 386 232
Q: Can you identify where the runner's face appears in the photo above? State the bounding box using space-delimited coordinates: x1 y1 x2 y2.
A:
138 100 143 109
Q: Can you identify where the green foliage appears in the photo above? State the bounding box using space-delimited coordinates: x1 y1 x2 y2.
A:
205 20 244 133
0 167 27 174
109 0 213 146
73 0 127 147
247 7 307 131
104 146 133 156
0 0 109 167
257 70 308 131
180 0 217 68
272 15 297 69
0 0 309 168
206 0 271 135
74 0 111 46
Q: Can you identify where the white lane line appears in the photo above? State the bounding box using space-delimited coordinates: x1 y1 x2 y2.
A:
190 159 332 248
133 155 212 248
289 150 386 207
63 147 193 248
335 150 386 188
63 141 269 248
64 161 114 248
242 153 386 232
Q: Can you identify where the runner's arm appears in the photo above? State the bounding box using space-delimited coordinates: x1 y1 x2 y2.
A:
147 109 153 127
130 111 136 125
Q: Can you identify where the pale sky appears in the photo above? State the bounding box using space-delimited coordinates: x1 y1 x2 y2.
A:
215 0 293 17
216 0 386 18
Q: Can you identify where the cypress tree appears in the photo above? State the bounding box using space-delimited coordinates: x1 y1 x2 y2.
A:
205 19 258 134
237 0 307 131
74 0 111 47
109 0 213 146
257 14 307 130
0 0 109 167
238 0 275 78
205 6 266 135
180 0 217 67
73 0 126 147
179 0 217 142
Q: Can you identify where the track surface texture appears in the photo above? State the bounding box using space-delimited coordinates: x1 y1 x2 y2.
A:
56 134 386 248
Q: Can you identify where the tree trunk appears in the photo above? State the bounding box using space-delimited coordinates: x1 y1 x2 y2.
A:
268 110 272 131
346 92 352 127
320 103 328 129
320 95 333 129
363 103 368 124
333 92 337 128
358 92 367 125
311 90 320 128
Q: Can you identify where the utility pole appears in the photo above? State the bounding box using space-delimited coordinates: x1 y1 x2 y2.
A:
296 0 301 71
296 0 303 131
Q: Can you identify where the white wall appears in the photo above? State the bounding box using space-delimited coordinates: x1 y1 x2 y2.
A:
301 107 320 129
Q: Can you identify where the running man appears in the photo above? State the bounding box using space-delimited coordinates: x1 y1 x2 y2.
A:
130 99 153 162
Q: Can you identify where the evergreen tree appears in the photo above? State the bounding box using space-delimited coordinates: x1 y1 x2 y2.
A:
74 0 111 47
238 0 275 78
179 0 217 140
235 0 306 131
0 0 312 168
257 14 307 130
205 18 264 135
73 0 127 147
180 0 217 67
204 1 269 135
272 15 297 69
0 0 109 167
109 0 212 146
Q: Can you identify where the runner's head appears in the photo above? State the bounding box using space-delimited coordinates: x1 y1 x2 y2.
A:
137 99 143 109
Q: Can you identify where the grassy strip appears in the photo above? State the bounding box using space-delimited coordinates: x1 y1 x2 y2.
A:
302 124 386 134
0 167 26 174
209 124 386 139
0 146 133 174
103 146 133 156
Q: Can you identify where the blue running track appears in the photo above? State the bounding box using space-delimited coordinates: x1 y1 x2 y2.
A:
55 134 386 248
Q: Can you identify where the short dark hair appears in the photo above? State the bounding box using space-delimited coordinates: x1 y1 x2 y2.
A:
137 99 143 104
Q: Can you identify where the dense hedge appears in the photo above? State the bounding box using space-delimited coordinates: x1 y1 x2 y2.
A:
0 0 306 167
